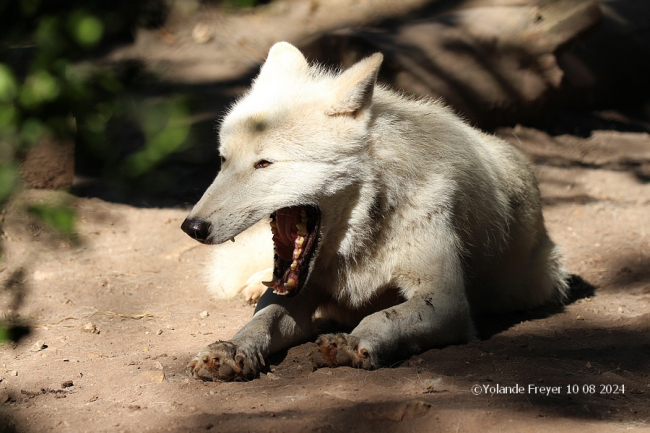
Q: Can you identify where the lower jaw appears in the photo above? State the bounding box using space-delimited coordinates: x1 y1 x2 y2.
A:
265 205 320 296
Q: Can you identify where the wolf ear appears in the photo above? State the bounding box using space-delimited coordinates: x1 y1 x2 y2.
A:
327 53 383 117
255 42 309 84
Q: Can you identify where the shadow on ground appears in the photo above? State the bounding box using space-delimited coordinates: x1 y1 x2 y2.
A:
474 274 596 339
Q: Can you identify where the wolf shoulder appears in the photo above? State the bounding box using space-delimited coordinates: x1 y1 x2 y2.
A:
368 87 535 205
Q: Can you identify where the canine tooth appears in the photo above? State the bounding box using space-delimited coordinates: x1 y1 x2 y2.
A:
290 260 297 270
284 278 296 289
293 249 302 259
270 221 277 228
295 236 304 247
296 222 307 235
271 227 278 235
262 280 276 288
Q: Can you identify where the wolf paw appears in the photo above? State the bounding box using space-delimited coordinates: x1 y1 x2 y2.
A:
311 334 376 370
240 267 273 303
187 341 263 381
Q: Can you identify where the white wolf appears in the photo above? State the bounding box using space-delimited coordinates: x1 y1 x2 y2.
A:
181 42 568 380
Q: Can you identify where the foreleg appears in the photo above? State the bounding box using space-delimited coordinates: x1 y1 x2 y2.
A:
189 288 319 380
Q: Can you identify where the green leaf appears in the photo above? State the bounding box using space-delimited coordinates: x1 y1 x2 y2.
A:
0 163 18 204
0 64 18 102
19 70 61 108
29 204 76 236
0 103 17 129
122 98 191 178
19 118 46 145
68 11 104 48
35 16 65 55
0 326 9 343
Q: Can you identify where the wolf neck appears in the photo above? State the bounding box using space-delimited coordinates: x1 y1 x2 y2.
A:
317 87 467 265
318 174 382 262
318 89 433 262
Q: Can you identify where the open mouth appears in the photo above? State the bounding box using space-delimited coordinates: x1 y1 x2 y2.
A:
263 205 320 296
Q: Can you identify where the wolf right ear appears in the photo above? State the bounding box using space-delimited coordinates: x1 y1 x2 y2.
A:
327 53 383 117
255 42 309 85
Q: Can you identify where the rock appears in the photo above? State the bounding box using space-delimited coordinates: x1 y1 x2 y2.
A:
497 126 650 177
19 133 75 189
300 0 601 127
81 322 98 334
138 370 165 383
423 378 444 393
30 341 47 352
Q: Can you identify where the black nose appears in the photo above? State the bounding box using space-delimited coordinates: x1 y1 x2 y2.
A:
181 218 212 243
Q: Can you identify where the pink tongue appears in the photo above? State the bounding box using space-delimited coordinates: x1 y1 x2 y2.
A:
273 207 301 261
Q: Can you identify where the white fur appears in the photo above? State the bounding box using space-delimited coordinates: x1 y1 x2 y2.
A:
206 217 273 300
186 42 568 379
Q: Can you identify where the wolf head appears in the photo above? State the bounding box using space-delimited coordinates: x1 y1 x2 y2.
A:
182 42 383 295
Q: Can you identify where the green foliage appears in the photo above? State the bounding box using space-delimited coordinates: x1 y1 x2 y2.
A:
0 1 192 343
0 64 18 101
0 1 193 208
123 97 192 178
224 0 269 9
68 10 104 47
29 203 76 236
0 162 18 204
0 327 9 343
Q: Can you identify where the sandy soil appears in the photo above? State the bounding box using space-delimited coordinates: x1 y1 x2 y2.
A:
1 0 650 432
1 152 649 432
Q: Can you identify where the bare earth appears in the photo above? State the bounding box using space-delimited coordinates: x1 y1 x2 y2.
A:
2 149 649 432
2 0 650 431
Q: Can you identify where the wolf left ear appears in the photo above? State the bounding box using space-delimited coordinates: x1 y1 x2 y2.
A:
255 42 309 85
327 53 383 117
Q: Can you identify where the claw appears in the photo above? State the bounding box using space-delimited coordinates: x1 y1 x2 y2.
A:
311 333 375 369
188 341 263 382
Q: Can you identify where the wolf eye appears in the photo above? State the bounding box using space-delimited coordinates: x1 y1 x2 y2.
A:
220 156 226 165
254 160 272 169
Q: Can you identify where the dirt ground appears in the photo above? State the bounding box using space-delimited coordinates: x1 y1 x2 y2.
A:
1 0 650 432
2 145 649 433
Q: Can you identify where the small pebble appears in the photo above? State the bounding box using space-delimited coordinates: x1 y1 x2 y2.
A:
423 378 444 393
81 322 98 334
30 341 47 352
